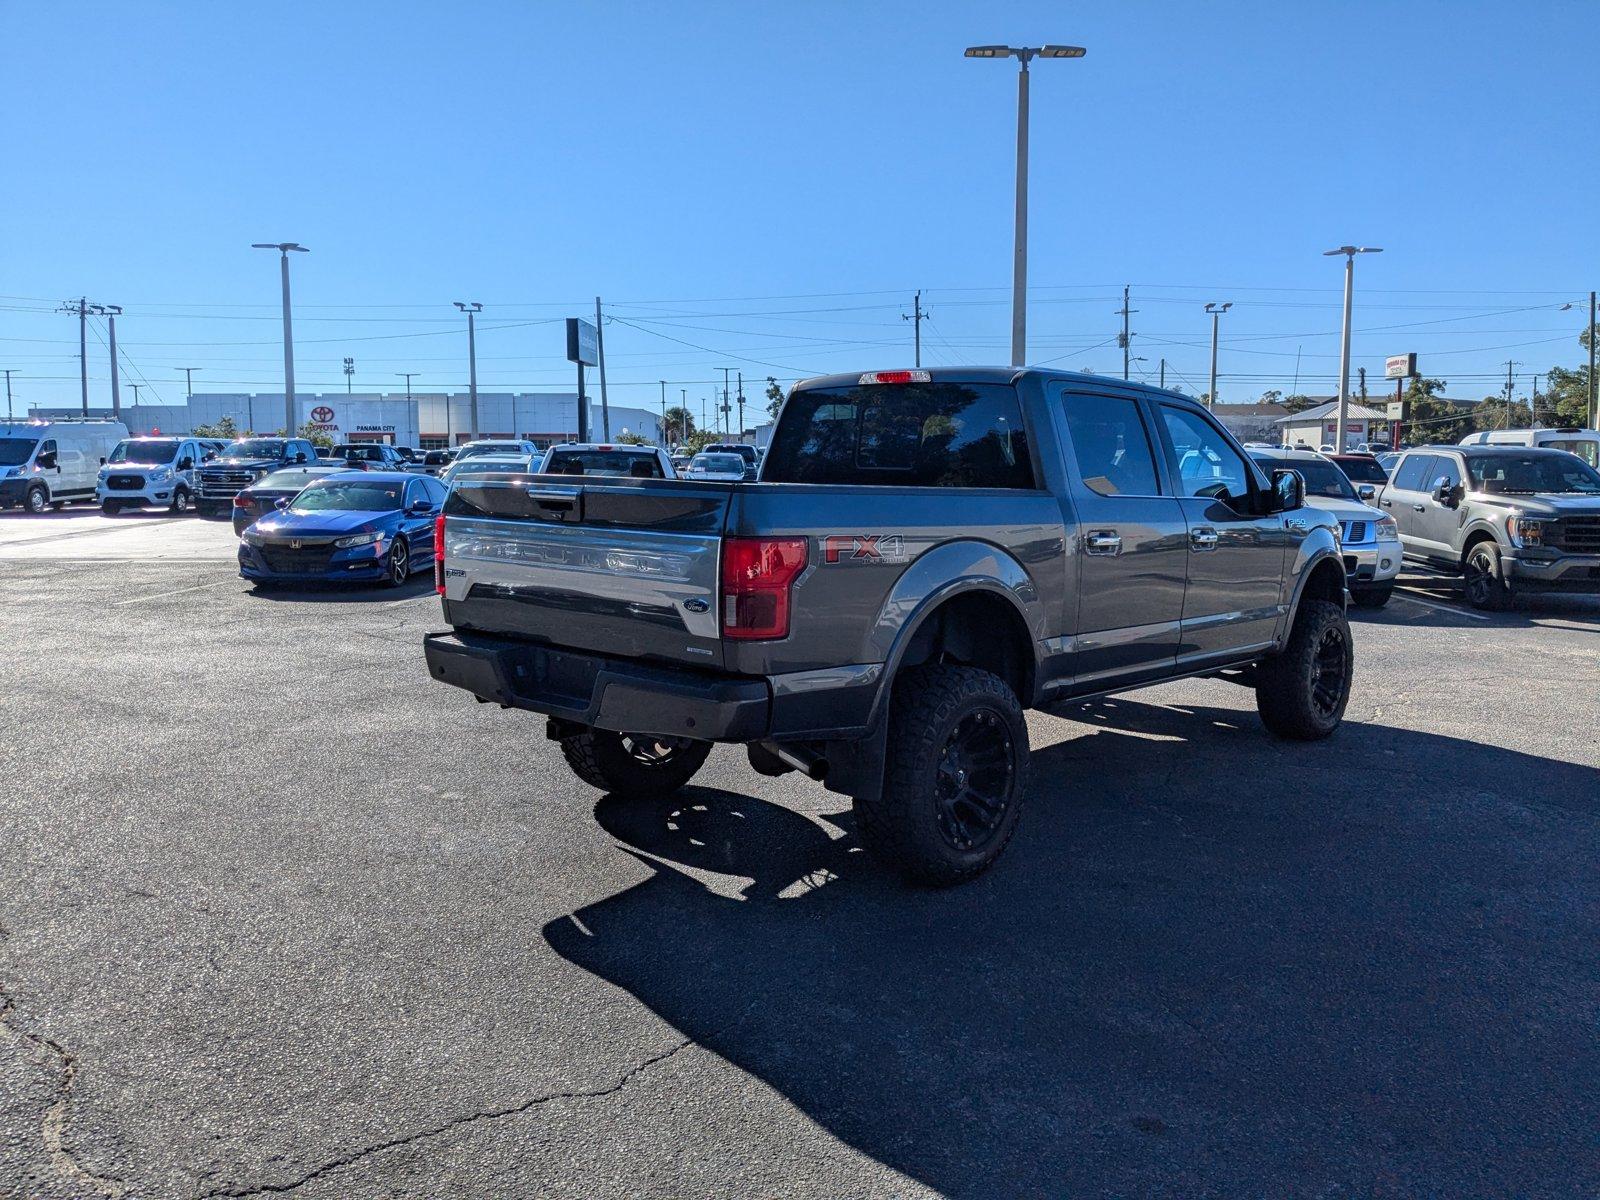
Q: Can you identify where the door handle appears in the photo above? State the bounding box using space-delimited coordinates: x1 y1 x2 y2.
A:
1189 527 1219 551
1411 503 1425 512
1084 530 1122 556
1380 499 1392 507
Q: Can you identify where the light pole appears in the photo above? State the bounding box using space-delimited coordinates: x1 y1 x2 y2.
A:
395 372 418 400
98 304 123 418
1205 302 1231 407
965 42 1085 367
1324 246 1381 451
343 357 354 393
252 242 309 436
175 367 201 399
454 302 482 439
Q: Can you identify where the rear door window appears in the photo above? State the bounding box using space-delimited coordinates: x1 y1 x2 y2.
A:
1062 392 1161 496
764 382 1034 488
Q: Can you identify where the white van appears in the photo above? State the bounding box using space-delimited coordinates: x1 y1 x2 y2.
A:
96 435 211 514
1458 427 1599 468
0 419 129 513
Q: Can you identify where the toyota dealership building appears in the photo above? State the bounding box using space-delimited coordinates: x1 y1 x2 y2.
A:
31 391 667 448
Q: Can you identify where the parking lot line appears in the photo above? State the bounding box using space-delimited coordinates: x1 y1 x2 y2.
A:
1390 590 1492 622
113 579 235 606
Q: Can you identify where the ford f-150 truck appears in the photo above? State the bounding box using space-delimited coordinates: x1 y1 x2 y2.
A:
424 368 1353 884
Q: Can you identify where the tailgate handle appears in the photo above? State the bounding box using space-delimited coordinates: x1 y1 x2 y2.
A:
525 486 583 522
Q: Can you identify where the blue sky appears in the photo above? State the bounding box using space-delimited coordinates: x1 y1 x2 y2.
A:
3 0 1595 417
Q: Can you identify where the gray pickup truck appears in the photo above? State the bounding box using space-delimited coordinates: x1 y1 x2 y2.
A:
424 368 1352 883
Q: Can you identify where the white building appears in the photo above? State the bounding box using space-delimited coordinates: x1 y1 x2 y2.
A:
32 392 666 449
1274 400 1391 450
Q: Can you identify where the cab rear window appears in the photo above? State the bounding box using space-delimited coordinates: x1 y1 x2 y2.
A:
764 382 1033 488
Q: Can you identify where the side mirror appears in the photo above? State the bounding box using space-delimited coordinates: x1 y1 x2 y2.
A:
203 452 217 462
39 454 57 470
295 452 308 463
1357 483 1376 501
99 456 107 465
274 497 289 510
1270 468 1305 514
1431 481 1458 507
409 501 436 515
178 457 194 470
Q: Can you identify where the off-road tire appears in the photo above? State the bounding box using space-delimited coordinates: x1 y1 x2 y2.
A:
1254 599 1353 740
559 729 712 799
1351 583 1392 609
853 664 1029 886
1462 541 1514 611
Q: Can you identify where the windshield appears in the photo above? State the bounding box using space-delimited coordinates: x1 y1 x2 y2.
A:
691 455 743 472
0 438 38 466
108 438 181 465
1466 453 1600 494
457 442 519 460
544 450 662 478
288 480 405 512
1253 455 1358 500
223 439 287 460
1333 456 1387 483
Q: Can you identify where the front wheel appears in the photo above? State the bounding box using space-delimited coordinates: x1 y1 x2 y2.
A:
101 500 122 516
1462 542 1513 611
382 537 409 588
1254 599 1353 740
854 664 1029 886
25 485 49 513
169 486 191 514
1351 583 1392 609
559 729 712 799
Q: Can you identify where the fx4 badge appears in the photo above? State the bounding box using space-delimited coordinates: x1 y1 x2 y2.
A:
823 533 906 565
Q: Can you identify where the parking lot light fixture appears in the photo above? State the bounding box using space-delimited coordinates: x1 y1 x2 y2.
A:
965 41 1086 367
1205 302 1232 407
1323 246 1382 451
253 243 309 436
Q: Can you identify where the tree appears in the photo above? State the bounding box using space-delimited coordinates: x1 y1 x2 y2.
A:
1536 364 1592 428
1280 395 1319 414
765 377 785 419
663 406 695 443
1259 389 1283 405
683 429 721 454
298 423 335 449
615 431 650 446
1401 377 1476 444
192 415 239 440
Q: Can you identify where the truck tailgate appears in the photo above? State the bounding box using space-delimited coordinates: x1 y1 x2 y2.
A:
440 474 735 670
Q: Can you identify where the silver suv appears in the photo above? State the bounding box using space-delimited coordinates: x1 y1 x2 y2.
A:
1377 445 1600 609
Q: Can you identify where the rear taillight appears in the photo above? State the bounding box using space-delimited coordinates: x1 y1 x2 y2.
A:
434 514 447 595
721 537 807 640
232 495 251 508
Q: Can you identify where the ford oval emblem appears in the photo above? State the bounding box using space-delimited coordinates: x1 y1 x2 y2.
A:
683 598 710 614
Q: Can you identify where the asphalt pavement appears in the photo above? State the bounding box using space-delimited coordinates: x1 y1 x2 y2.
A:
2 506 1598 1198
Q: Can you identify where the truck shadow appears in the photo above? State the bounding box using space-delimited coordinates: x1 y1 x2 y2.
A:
543 700 1600 1197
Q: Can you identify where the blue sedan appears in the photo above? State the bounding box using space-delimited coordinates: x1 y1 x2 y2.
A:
238 471 446 588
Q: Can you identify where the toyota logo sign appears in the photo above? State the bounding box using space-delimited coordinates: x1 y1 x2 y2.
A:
310 406 335 423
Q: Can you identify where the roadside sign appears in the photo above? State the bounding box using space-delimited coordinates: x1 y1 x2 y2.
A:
566 318 599 367
1387 400 1407 419
1385 353 1417 380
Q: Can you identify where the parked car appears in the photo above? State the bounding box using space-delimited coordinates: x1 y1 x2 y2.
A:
1375 451 1401 473
702 442 759 480
239 471 447 588
454 439 540 463
1458 427 1599 468
196 437 319 516
536 443 676 478
427 367 1351 885
95 435 207 514
441 454 528 488
682 451 747 481
1250 448 1401 607
1327 452 1390 499
230 465 352 535
0 418 127 512
1378 445 1600 609
326 443 409 471
420 449 454 476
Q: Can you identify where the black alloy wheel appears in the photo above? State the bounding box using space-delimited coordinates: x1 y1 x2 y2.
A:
933 708 1017 853
1309 623 1349 720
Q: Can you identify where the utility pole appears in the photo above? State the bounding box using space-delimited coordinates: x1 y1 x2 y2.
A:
252 243 309 436
659 380 667 447
59 298 93 416
1205 301 1231 407
103 305 123 418
454 302 482 439
903 290 928 367
595 297 611 440
3 368 14 422
1503 359 1520 429
1589 290 1597 431
343 357 354 393
720 367 732 435
1117 286 1138 380
736 372 745 437
176 367 201 399
1159 358 1166 389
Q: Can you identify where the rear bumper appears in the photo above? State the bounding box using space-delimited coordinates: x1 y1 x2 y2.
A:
424 630 773 742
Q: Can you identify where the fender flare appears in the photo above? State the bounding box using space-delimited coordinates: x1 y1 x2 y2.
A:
1276 538 1346 648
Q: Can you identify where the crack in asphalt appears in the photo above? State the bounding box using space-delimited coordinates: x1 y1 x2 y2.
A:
0 988 129 1198
196 1026 718 1199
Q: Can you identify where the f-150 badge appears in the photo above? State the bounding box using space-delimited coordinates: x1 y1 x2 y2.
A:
822 533 906 564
